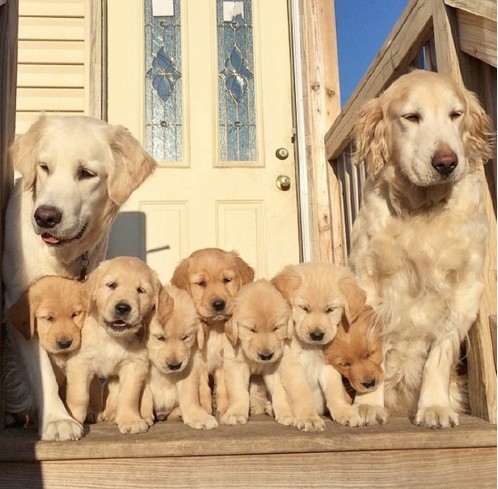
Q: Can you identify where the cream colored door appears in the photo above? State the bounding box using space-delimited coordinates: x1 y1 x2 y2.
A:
106 0 300 282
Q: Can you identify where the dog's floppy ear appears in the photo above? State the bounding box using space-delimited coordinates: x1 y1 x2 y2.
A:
463 89 493 168
231 252 255 286
106 125 157 205
7 289 40 340
285 316 294 340
9 116 47 190
171 258 190 291
339 272 367 325
156 286 174 324
224 318 238 345
271 266 301 305
353 96 387 179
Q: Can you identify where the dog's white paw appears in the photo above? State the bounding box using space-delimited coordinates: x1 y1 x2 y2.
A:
116 416 150 434
415 406 458 428
185 414 219 430
332 406 362 427
41 418 84 441
357 404 388 425
294 415 325 433
220 411 248 426
275 414 295 427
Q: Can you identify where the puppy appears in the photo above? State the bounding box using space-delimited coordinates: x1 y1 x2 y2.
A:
64 256 160 434
3 115 157 440
142 285 218 429
324 305 383 401
349 70 493 427
222 280 325 432
171 248 255 416
272 262 382 426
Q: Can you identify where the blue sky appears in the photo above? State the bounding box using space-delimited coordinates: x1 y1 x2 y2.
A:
335 0 409 106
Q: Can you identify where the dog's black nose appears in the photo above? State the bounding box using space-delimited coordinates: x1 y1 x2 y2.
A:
258 351 274 361
309 331 325 342
167 361 182 371
57 338 73 350
432 149 458 176
362 378 376 390
34 205 63 229
115 302 132 316
212 299 226 312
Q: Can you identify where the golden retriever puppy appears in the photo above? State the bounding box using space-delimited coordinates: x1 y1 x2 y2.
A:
7 276 87 388
222 280 325 432
171 248 254 416
142 285 218 429
349 70 493 427
65 256 160 434
3 115 156 440
324 305 383 401
272 262 384 426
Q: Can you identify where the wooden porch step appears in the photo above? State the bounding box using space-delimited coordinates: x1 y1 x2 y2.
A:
0 415 496 488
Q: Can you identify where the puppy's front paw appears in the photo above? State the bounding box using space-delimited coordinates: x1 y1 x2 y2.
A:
116 415 150 434
332 406 362 427
357 404 388 425
294 415 325 433
220 410 248 426
185 414 219 430
275 414 295 427
42 418 84 441
414 406 458 428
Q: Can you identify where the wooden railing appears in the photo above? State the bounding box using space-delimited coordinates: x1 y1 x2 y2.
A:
325 0 497 422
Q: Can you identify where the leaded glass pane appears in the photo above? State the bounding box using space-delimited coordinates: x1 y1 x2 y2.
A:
217 0 257 162
145 0 183 161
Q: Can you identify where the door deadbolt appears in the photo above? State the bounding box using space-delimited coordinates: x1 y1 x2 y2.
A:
275 148 289 160
276 175 291 191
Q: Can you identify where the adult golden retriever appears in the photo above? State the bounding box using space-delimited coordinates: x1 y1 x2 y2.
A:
348 70 493 427
64 256 160 434
222 280 325 432
171 248 255 416
3 115 156 440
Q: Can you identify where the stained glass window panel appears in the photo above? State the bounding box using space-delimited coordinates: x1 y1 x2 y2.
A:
145 0 183 162
217 0 257 162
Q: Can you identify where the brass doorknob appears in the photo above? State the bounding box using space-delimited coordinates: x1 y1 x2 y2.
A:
275 148 289 160
276 175 291 191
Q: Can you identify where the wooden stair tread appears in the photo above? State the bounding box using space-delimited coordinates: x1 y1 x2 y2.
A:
0 414 495 462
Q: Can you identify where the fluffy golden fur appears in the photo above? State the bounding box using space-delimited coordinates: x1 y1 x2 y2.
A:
64 256 160 434
271 262 384 425
349 70 493 427
142 285 218 429
171 248 255 416
3 115 156 441
222 280 325 432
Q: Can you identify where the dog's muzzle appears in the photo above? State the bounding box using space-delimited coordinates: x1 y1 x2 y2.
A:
34 205 87 246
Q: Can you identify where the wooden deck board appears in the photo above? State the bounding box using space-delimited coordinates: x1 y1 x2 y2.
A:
0 415 495 462
0 415 495 488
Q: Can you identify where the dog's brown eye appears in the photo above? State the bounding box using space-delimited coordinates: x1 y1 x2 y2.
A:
39 162 49 173
106 282 117 289
299 305 310 313
450 110 463 120
197 280 206 288
403 113 420 123
325 306 335 314
137 287 146 294
77 167 96 180
155 335 165 342
45 315 54 322
72 311 82 318
223 277 233 284
182 333 192 341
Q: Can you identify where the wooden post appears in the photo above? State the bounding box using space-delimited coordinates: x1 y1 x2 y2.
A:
296 0 342 263
0 0 19 429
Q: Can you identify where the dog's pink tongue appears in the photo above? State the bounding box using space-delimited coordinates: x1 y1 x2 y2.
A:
42 234 61 245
